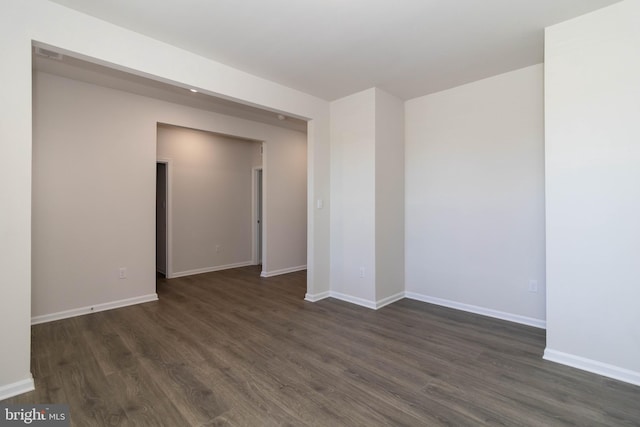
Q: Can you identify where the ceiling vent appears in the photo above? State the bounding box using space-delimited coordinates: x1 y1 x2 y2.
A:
35 47 63 61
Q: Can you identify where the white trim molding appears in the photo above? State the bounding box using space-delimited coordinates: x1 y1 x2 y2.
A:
156 158 173 278
375 292 405 309
304 291 330 302
31 294 158 325
304 289 546 325
320 291 404 310
261 265 307 278
251 166 263 266
544 349 640 387
329 292 377 309
171 261 253 279
404 292 546 329
0 375 35 401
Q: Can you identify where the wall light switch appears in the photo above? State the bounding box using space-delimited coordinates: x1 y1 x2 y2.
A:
316 199 324 209
528 279 538 293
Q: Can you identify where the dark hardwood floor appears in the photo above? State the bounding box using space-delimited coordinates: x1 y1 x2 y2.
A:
5 266 640 426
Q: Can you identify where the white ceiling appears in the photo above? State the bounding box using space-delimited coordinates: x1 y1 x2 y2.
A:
48 0 620 101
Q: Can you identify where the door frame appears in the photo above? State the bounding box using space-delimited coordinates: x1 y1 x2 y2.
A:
156 159 173 278
252 166 264 268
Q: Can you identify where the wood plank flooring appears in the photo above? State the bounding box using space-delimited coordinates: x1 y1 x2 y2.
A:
5 266 640 426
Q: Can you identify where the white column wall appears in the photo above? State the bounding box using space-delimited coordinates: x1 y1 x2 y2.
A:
329 88 405 307
544 0 640 385
375 89 405 304
330 89 377 303
0 3 33 399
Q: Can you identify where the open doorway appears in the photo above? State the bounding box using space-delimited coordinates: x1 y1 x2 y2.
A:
157 125 266 278
156 161 169 277
253 167 264 267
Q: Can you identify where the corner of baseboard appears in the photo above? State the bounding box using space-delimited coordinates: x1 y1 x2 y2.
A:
304 291 330 302
375 291 405 309
328 292 378 309
261 265 307 278
0 375 35 401
543 348 640 387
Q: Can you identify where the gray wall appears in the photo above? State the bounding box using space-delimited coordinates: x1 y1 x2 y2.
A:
157 124 261 276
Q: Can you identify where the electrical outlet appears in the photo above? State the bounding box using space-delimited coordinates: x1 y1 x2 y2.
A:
359 267 365 278
216 245 221 253
528 279 538 293
119 267 127 279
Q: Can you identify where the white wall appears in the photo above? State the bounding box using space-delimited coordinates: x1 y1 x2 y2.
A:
0 2 33 400
330 89 377 302
329 88 405 307
375 89 405 302
544 0 640 385
157 125 262 276
32 71 307 319
405 64 546 326
2 0 329 397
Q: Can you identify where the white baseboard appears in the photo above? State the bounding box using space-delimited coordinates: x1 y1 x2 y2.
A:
326 291 405 310
171 261 253 278
305 291 403 310
375 292 405 309
544 348 640 387
329 291 378 309
0 375 35 401
260 265 307 278
404 292 546 329
305 289 546 328
31 294 158 325
304 291 330 302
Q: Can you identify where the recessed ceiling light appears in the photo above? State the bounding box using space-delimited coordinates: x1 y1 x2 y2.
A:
189 88 198 93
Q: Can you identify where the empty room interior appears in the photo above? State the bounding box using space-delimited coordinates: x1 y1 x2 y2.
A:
1 0 639 425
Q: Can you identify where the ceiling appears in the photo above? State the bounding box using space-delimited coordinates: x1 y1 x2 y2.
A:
48 0 620 101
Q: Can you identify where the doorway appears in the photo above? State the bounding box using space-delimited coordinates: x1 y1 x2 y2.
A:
253 167 264 267
156 161 169 276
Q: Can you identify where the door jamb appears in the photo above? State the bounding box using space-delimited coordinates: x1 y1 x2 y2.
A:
157 159 173 278
252 166 264 268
